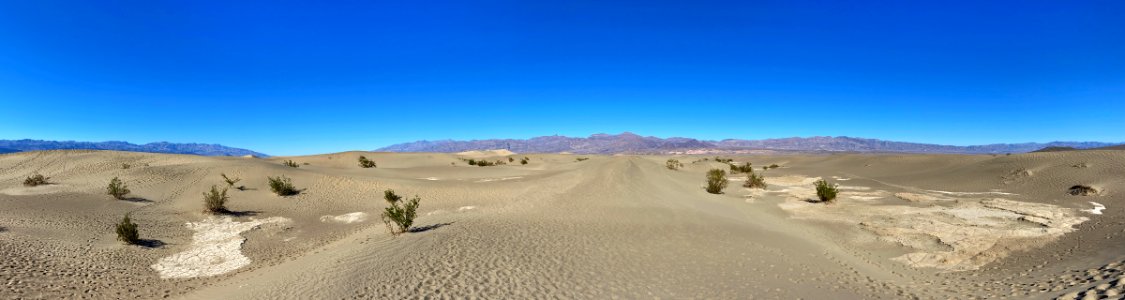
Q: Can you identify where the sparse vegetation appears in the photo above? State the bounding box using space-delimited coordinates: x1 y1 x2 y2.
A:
714 157 734 164
768 164 780 169
268 176 299 196
1068 185 1098 196
381 189 420 236
282 160 300 168
115 214 139 245
508 157 514 163
23 173 50 187
666 159 684 170
575 157 589 162
520 157 529 165
221 173 241 189
744 171 767 189
358 156 377 168
814 179 839 203
462 158 501 167
121 163 131 169
107 177 131 200
705 169 728 194
729 162 753 174
203 185 229 214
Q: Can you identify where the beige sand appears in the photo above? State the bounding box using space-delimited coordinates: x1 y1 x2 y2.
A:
1 150 1123 299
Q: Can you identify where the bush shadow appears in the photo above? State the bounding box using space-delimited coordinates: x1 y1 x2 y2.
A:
409 222 454 233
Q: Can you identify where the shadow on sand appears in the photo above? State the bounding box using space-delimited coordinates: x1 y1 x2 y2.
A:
410 222 454 233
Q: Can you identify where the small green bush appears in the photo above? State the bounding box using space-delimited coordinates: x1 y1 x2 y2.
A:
116 214 139 245
520 158 529 165
714 157 734 163
705 169 728 194
23 173 50 187
744 171 766 189
476 159 495 167
381 189 420 235
203 185 229 214
508 157 514 163
121 163 131 169
575 157 589 162
282 160 299 168
729 162 753 174
814 179 838 203
107 177 131 200
268 176 299 196
358 156 377 168
666 159 684 170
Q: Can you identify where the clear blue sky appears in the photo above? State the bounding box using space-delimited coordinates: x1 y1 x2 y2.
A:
1 1 1122 155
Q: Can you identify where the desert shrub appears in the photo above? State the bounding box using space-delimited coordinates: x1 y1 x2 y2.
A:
23 173 50 187
814 179 838 203
508 157 514 163
714 157 734 164
744 171 767 189
107 177 131 200
729 162 753 174
267 176 299 196
381 189 420 235
221 173 241 187
121 163 131 169
705 169 728 194
520 158 529 165
116 214 139 245
358 156 377 168
203 185 229 214
575 157 589 162
466 159 478 166
666 159 684 170
476 160 495 167
1068 185 1098 196
282 160 299 168
769 164 780 169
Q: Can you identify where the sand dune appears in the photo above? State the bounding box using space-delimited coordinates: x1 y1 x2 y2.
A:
1 149 1123 298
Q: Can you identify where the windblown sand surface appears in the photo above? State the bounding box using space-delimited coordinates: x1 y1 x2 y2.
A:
1 150 1123 299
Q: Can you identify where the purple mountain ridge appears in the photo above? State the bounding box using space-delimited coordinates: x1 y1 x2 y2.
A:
377 133 1122 155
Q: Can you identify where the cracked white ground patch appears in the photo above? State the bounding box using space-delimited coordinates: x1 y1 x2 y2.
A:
475 176 522 183
320 212 368 224
770 175 1088 271
151 216 290 279
1082 202 1106 215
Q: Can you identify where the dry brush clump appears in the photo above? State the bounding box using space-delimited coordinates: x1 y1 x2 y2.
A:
282 160 300 168
575 157 589 162
1068 185 1098 196
203 185 229 214
381 189 421 236
221 173 244 190
23 173 50 187
358 156 377 168
116 214 140 245
744 171 767 189
666 159 684 170
705 169 728 194
520 157 529 165
814 179 838 203
268 176 299 196
729 162 753 174
107 177 131 200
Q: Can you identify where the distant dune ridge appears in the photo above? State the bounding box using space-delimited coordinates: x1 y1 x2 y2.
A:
378 132 1121 154
0 139 268 157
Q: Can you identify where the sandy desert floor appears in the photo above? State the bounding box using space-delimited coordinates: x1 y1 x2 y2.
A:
1 149 1123 299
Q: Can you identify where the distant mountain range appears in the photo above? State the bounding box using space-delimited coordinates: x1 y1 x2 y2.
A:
0 140 269 157
377 132 1122 155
